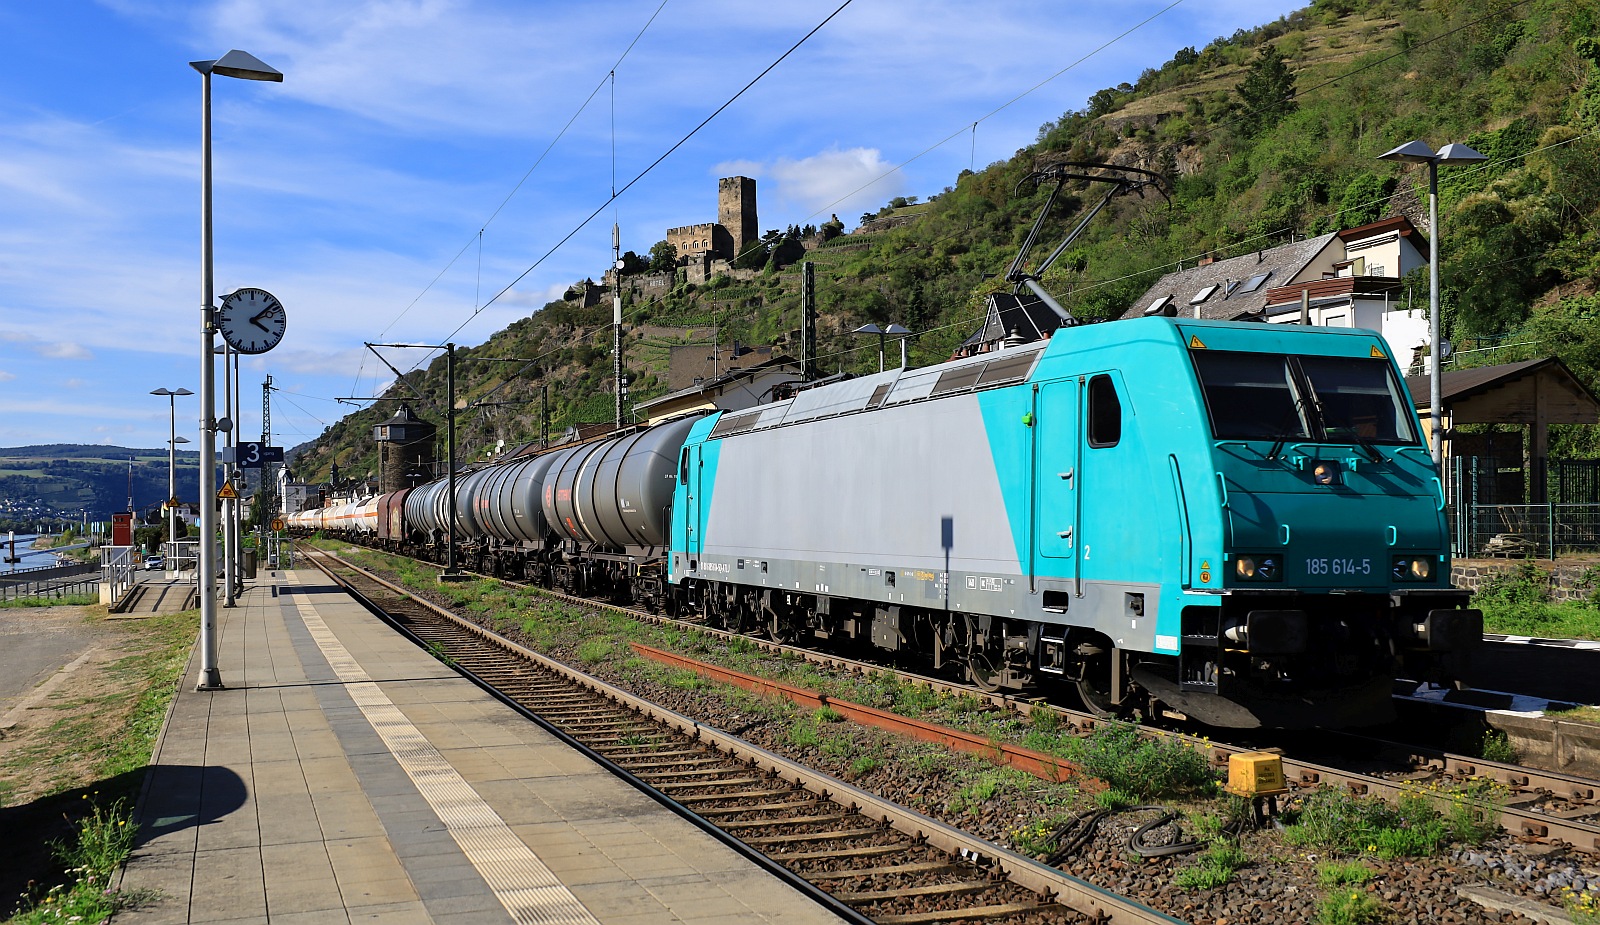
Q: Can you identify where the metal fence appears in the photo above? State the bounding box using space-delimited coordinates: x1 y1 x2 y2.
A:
0 577 99 602
1454 503 1600 559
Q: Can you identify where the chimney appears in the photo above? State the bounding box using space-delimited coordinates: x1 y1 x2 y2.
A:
1198 253 1214 267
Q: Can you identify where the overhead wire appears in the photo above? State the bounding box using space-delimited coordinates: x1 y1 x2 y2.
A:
428 0 858 352
803 0 1188 225
370 0 674 380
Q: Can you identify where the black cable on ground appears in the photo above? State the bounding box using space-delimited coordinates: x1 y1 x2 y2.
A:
1043 804 1208 865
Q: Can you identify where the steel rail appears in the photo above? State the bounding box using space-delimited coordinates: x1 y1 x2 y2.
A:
309 539 1600 852
305 547 1183 925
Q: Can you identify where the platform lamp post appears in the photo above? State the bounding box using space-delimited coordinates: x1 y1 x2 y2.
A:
1377 140 1486 470
852 324 887 372
884 323 911 369
151 387 193 569
191 49 282 691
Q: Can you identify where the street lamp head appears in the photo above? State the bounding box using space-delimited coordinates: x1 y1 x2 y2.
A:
151 387 174 396
884 324 911 336
852 324 884 335
1377 140 1438 164
1436 142 1487 165
191 50 283 82
172 436 192 445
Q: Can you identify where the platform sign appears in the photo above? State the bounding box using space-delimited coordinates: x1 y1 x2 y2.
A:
236 443 284 469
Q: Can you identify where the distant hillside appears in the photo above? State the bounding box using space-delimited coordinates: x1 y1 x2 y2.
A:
291 0 1600 482
0 445 203 520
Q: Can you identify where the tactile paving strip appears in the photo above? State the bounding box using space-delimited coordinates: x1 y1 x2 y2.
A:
293 597 601 925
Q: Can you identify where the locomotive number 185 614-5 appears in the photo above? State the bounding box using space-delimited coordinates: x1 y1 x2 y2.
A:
1304 557 1371 576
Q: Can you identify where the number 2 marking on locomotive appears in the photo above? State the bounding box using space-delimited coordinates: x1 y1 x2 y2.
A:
1082 544 1090 560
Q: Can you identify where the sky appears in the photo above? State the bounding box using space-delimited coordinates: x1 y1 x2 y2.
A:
0 0 1304 452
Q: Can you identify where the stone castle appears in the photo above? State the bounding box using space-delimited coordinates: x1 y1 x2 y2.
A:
665 176 757 283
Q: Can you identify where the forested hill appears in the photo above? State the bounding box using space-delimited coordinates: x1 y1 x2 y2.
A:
290 0 1600 484
0 445 202 522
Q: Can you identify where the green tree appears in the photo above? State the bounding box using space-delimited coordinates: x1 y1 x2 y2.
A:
618 250 649 275
1235 44 1297 133
647 240 677 273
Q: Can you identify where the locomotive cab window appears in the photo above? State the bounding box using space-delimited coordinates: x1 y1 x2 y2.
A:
1191 350 1419 445
680 448 690 482
1087 374 1121 447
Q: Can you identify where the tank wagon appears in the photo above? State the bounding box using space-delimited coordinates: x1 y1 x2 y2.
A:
291 314 1480 728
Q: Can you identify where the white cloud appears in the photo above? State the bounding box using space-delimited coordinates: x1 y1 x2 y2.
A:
0 330 95 361
498 282 571 309
719 146 906 222
0 371 15 382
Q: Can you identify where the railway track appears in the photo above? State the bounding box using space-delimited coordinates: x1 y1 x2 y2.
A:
304 548 1180 925
306 540 1600 854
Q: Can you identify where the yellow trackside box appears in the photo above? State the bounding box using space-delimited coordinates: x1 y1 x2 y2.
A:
1226 751 1287 796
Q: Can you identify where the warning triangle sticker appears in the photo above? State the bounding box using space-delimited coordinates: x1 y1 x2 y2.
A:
1189 335 1207 349
217 483 237 499
1370 345 1385 358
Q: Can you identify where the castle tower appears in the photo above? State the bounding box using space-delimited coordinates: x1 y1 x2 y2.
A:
373 403 436 493
718 176 757 260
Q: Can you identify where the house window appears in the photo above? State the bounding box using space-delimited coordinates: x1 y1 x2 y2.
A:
1190 284 1219 304
1087 375 1122 448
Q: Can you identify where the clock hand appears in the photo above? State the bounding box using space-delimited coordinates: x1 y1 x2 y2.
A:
251 317 271 333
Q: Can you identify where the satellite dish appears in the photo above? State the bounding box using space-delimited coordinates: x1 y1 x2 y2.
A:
1439 340 1453 358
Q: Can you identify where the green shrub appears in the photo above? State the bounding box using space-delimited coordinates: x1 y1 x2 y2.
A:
1068 723 1215 799
1480 730 1517 763
1284 787 1450 858
576 638 614 664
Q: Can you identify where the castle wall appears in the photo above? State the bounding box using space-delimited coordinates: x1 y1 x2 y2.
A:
667 222 719 261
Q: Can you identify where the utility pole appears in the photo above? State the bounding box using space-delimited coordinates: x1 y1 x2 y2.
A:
541 381 550 449
261 374 273 557
442 343 463 580
612 223 624 429
801 261 817 381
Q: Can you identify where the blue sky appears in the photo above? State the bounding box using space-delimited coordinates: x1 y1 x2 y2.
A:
0 0 1302 451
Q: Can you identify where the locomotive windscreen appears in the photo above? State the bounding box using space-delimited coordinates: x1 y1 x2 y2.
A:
1193 351 1418 445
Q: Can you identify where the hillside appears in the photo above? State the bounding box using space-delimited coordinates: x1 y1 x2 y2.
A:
0 445 202 522
290 0 1600 484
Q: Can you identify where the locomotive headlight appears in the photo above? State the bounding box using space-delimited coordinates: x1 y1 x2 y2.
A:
1392 556 1435 582
1232 554 1281 582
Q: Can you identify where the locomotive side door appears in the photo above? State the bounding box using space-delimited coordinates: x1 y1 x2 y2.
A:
1034 380 1081 584
679 446 702 558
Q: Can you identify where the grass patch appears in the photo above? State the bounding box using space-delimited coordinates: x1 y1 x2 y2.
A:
1317 860 1375 886
787 716 820 749
0 594 99 609
1280 781 1506 858
1479 730 1516 763
576 639 614 664
8 798 139 924
1173 838 1249 891
1066 723 1216 800
1316 887 1382 925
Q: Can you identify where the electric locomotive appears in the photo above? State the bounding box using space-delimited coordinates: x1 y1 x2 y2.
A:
664 316 1479 728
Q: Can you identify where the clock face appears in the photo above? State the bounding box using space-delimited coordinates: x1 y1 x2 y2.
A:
217 288 287 355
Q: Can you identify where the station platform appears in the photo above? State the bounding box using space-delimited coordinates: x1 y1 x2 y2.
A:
116 569 845 925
